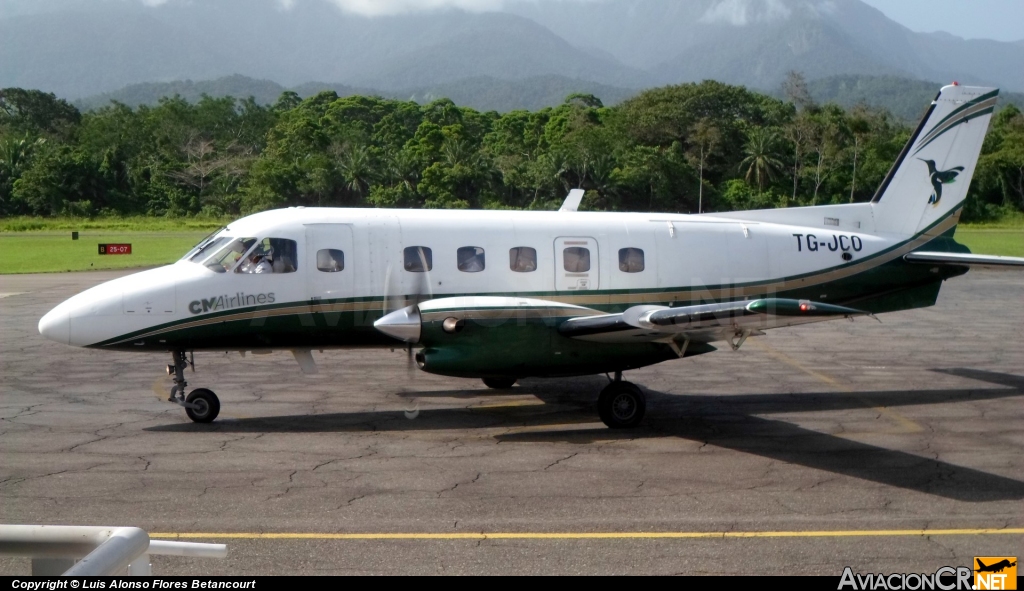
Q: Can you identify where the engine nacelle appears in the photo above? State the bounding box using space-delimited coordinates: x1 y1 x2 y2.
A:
416 311 707 379
375 296 715 379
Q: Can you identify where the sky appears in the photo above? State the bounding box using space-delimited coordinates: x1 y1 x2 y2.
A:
854 0 1022 42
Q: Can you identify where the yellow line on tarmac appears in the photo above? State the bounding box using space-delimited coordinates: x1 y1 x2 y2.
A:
750 341 924 433
149 529 1024 541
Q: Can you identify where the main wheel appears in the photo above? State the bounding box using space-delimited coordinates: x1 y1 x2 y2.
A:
185 388 220 423
482 377 517 390
597 381 646 429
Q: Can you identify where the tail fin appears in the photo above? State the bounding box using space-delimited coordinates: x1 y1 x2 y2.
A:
871 84 998 236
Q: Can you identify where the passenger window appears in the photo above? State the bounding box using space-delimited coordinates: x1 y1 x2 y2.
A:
404 246 432 272
509 247 537 273
237 238 298 274
457 247 485 273
563 247 590 273
201 237 257 273
618 248 645 273
317 249 345 273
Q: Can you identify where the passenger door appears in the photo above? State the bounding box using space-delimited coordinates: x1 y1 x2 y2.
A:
554 236 599 291
305 224 354 302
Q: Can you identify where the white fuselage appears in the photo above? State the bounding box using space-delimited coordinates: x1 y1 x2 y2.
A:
39 203 933 350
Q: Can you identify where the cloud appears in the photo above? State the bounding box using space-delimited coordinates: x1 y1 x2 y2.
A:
132 0 599 16
322 0 504 16
286 0 602 17
698 0 792 26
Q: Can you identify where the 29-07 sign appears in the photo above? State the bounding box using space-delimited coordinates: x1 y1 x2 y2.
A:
98 243 132 255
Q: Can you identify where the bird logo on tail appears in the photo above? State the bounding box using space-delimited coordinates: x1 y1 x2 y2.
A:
919 159 965 206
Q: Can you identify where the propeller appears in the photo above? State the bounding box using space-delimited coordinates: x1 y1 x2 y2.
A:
380 248 433 406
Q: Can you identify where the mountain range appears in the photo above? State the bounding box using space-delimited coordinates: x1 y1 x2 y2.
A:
72 74 639 114
1 0 1022 103
71 72 1024 120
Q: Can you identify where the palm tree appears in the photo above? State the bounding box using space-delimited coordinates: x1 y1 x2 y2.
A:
338 144 374 199
739 128 784 196
687 118 721 213
384 149 419 192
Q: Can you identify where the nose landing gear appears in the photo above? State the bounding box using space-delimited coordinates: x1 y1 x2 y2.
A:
167 350 220 423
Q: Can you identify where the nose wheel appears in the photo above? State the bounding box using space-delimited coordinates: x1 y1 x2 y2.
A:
597 375 646 429
167 350 220 423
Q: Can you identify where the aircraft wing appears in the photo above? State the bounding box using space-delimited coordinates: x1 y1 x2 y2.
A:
904 252 1024 268
377 296 869 349
559 299 870 345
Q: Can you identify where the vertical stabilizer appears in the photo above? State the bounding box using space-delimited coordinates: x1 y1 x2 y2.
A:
871 84 998 236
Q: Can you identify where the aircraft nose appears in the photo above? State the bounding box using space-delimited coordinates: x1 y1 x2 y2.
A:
38 307 70 345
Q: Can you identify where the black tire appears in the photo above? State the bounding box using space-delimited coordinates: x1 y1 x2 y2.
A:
597 381 646 429
185 388 220 423
482 377 517 390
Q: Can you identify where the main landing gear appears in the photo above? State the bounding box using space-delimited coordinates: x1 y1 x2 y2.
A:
597 372 646 429
167 350 220 423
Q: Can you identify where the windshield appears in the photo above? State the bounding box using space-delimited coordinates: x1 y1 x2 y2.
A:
186 237 230 264
196 237 258 273
180 227 227 262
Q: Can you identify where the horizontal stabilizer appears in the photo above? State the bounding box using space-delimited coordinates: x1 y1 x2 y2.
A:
904 252 1024 268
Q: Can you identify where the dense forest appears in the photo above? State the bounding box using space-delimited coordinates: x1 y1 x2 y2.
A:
1 75 1022 222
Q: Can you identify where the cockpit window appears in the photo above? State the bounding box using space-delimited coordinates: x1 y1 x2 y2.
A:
199 237 257 273
181 227 227 261
186 236 230 263
237 238 299 274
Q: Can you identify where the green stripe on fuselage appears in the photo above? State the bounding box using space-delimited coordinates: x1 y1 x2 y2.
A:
91 209 968 351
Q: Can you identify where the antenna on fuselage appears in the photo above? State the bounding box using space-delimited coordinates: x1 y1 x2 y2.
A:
559 188 585 212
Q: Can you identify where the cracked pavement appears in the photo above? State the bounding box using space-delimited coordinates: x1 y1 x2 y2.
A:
1 269 1023 574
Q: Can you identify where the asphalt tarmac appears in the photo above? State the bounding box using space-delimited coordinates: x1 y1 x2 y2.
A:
1 269 1023 575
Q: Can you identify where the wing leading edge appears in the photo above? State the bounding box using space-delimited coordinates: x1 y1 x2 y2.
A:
559 298 869 344
904 252 1024 268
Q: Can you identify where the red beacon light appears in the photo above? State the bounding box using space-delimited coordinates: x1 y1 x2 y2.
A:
952 81 959 86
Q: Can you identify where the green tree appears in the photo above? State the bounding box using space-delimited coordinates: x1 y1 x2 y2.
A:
739 128 784 197
0 88 81 138
686 118 722 213
337 143 375 200
847 108 872 202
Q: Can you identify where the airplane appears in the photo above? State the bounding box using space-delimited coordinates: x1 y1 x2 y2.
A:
37 83 1024 429
976 558 1016 574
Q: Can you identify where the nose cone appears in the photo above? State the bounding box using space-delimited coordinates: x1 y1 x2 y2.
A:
374 305 421 343
38 307 70 345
